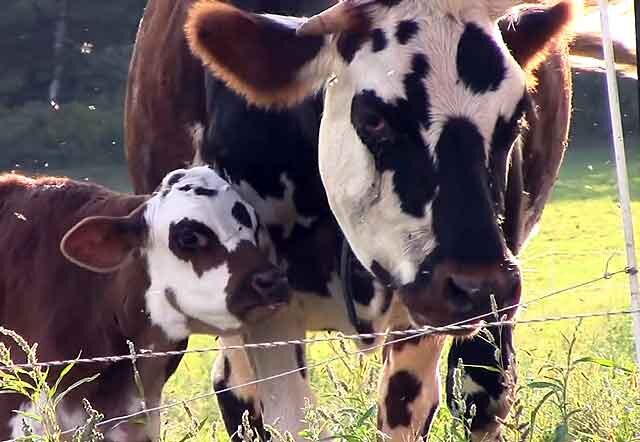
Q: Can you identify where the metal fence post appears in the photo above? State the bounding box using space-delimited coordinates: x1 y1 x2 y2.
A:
597 0 640 368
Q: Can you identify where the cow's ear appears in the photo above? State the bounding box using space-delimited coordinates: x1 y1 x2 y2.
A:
185 1 332 108
500 1 577 72
61 210 146 274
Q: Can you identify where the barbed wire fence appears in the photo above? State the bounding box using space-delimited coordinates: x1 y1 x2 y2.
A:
0 263 638 442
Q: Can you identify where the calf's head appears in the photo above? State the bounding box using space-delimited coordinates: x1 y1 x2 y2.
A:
61 166 289 340
186 0 575 328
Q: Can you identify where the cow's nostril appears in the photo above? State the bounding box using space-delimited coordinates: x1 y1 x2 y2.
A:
251 269 287 297
446 277 477 312
448 274 482 297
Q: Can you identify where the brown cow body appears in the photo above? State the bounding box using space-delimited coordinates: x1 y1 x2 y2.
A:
0 167 288 440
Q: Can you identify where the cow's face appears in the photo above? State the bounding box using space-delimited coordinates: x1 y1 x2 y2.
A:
186 0 575 328
61 166 289 340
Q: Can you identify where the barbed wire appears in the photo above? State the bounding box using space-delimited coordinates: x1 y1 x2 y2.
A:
40 307 640 440
0 266 632 372
1 266 637 442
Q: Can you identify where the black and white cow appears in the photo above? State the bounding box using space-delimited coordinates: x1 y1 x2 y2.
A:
125 0 590 439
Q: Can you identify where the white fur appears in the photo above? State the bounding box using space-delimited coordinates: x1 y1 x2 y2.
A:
463 374 487 395
142 166 259 340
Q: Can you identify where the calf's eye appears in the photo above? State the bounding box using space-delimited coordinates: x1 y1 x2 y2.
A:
177 230 209 250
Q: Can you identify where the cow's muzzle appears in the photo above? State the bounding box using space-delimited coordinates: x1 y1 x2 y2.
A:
398 258 521 335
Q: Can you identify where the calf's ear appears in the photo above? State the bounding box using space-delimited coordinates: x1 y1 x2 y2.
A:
185 1 333 108
61 211 146 273
499 1 577 72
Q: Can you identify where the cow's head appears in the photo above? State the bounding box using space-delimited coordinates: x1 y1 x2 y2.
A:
61 166 289 340
186 0 575 328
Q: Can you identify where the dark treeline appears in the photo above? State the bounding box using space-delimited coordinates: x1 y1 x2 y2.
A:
0 0 637 170
1 0 146 169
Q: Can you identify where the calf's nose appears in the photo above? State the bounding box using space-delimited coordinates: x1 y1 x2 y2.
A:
251 269 289 300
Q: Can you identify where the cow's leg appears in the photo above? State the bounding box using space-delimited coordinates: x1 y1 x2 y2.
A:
213 335 267 441
243 299 314 441
377 326 446 441
445 326 517 441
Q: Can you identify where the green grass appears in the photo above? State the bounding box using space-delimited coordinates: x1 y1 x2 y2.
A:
156 141 640 441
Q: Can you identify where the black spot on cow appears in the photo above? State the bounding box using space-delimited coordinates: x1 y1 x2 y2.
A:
396 20 419 45
377 0 403 7
371 28 388 52
162 189 170 197
167 172 185 186
350 258 375 306
350 53 433 218
385 370 422 428
194 187 218 197
214 356 268 442
420 404 439 437
337 31 368 63
446 327 515 430
232 202 253 229
294 343 307 378
404 54 430 125
433 117 504 263
371 260 393 287
489 94 530 248
457 23 506 94
179 184 193 192
168 218 223 277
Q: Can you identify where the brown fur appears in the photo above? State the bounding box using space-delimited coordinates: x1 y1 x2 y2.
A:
0 174 181 440
124 0 207 194
185 1 327 108
501 1 578 85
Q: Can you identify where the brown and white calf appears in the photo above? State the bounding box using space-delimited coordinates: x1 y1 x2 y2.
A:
0 166 288 441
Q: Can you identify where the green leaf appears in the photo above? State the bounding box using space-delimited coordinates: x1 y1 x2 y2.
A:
573 356 636 374
526 381 562 391
528 390 555 442
53 373 100 408
355 405 377 428
51 358 79 397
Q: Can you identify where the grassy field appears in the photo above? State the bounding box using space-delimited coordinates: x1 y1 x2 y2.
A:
153 142 640 442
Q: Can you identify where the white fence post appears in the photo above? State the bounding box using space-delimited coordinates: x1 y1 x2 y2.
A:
597 0 640 368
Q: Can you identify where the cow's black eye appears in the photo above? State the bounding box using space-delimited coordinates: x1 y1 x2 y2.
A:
351 91 395 149
177 230 209 250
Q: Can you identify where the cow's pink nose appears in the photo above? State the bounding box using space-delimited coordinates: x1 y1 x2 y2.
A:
251 269 288 300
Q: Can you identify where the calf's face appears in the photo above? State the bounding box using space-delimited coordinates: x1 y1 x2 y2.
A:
185 0 575 330
61 166 289 340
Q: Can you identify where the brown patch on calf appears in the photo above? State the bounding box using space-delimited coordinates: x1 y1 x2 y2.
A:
185 1 326 108
500 1 577 80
